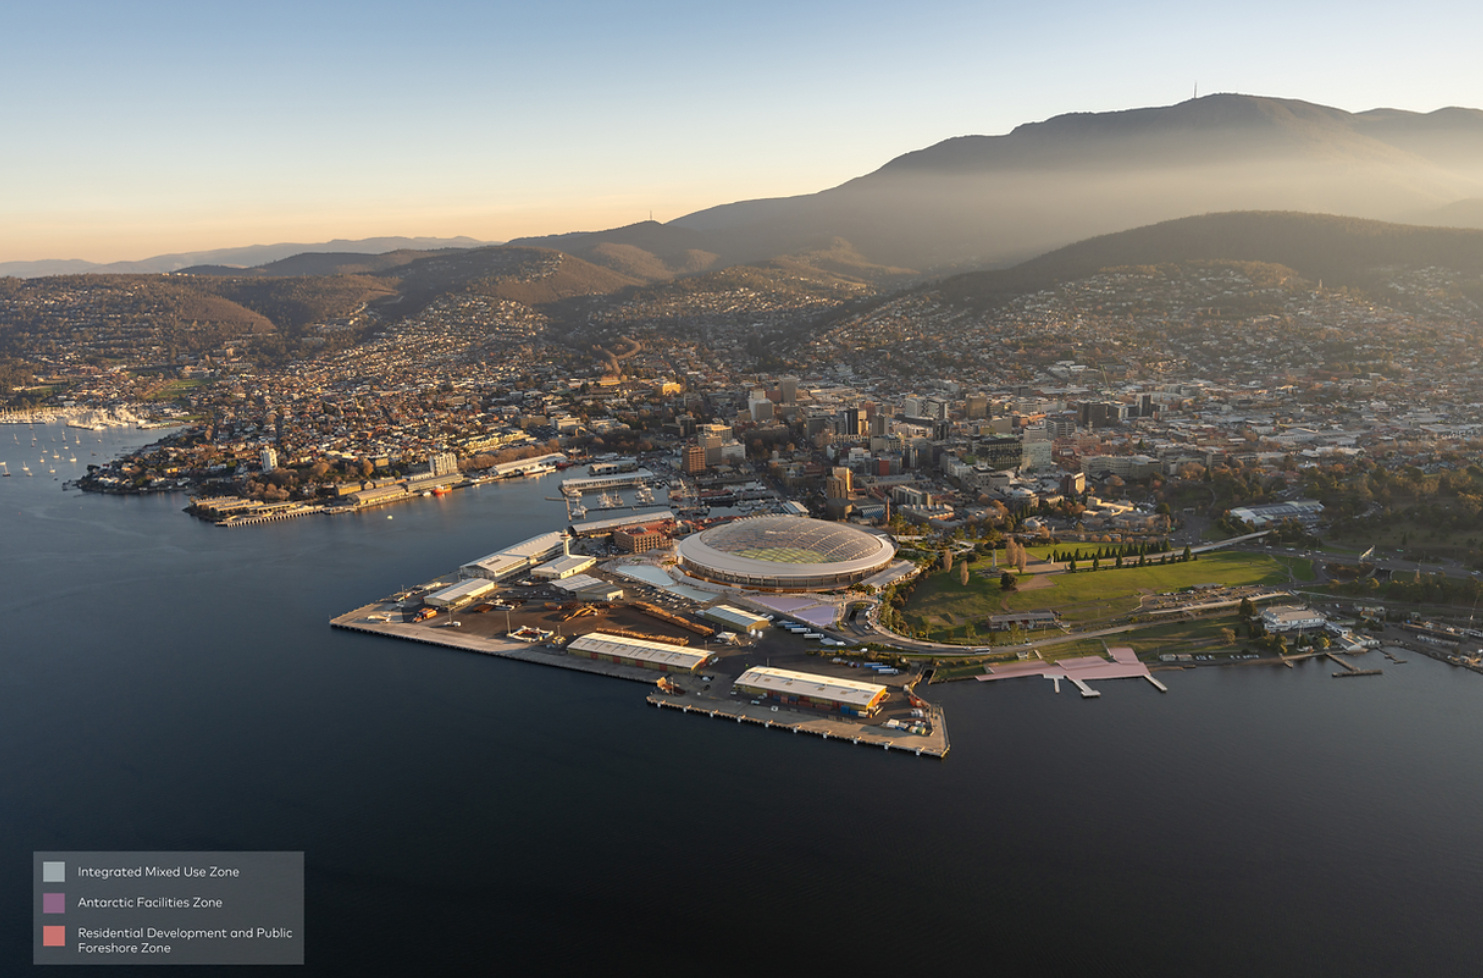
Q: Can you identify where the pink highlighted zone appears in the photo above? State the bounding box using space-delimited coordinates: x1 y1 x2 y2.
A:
748 595 821 613
977 647 1152 686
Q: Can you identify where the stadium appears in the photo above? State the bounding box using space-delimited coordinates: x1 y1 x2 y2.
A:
675 515 896 591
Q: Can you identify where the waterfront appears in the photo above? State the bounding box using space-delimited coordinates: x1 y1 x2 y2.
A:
5 422 1483 976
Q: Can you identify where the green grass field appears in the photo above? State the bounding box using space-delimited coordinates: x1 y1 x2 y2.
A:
1272 555 1317 582
903 551 1288 633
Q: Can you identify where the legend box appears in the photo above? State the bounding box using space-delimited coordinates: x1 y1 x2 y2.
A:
33 852 303 966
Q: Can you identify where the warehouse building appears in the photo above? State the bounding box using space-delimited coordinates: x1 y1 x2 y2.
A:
424 578 496 610
733 666 888 717
531 554 598 580
566 632 714 673
551 573 620 597
1228 500 1324 527
570 508 675 538
460 531 569 581
701 605 770 634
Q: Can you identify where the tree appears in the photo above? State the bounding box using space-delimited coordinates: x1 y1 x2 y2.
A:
1182 544 1193 562
1219 627 1236 645
1238 597 1255 619
958 561 970 587
940 549 953 572
1000 571 1017 591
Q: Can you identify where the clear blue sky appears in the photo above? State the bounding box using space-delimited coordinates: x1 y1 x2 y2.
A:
2 0 1478 262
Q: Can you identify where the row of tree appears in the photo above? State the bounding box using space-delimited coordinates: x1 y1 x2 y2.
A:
1065 545 1195 572
1048 539 1172 563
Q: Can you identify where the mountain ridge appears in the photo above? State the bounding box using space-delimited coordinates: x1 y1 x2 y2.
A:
668 94 1483 270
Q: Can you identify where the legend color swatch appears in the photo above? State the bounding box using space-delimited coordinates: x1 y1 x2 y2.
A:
33 852 303 966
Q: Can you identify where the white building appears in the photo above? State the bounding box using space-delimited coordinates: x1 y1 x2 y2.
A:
531 554 598 580
459 532 569 581
425 578 496 609
1260 606 1326 633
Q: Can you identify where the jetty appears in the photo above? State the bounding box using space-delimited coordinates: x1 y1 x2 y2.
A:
646 693 948 758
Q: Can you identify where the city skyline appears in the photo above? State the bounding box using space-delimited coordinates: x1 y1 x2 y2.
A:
3 0 1481 263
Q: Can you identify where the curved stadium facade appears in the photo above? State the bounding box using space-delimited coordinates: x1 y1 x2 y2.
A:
676 516 896 591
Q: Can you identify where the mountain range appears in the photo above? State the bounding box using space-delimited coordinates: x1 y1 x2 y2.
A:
7 93 1483 292
520 94 1483 277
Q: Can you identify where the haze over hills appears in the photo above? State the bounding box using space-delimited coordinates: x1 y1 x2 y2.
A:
8 94 1483 291
6 90 1483 359
664 94 1483 272
0 236 498 279
934 211 1483 309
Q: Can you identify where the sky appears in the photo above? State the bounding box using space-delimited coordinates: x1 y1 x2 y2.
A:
2 0 1480 263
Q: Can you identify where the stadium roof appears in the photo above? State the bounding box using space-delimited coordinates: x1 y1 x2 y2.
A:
676 516 894 590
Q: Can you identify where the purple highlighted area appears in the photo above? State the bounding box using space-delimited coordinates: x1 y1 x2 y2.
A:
748 594 840 627
747 595 820 613
793 605 840 627
43 893 65 914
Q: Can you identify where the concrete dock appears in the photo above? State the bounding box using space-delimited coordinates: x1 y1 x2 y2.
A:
333 601 950 759
646 692 949 758
331 603 659 684
1068 677 1101 698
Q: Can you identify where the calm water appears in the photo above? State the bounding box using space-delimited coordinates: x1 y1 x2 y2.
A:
4 423 1482 976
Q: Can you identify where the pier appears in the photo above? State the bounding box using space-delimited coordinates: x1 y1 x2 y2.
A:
218 505 326 527
646 693 949 758
330 604 660 684
1067 677 1101 698
560 470 655 493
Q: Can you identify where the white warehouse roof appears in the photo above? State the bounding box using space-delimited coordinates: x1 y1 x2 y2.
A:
733 666 886 708
567 632 713 671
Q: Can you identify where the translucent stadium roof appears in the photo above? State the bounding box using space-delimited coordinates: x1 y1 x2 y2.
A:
698 516 884 564
676 516 895 590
